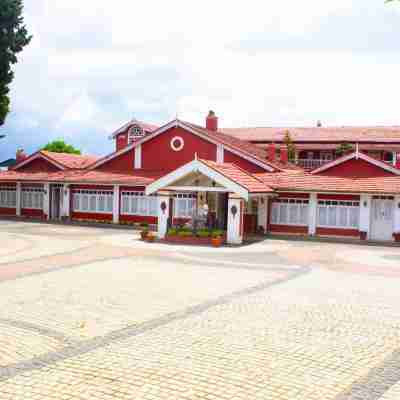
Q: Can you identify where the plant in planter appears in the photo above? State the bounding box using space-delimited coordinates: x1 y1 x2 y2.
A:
196 228 211 238
359 231 367 240
167 227 178 236
178 227 194 237
146 232 156 242
393 232 400 242
140 222 149 240
211 229 224 247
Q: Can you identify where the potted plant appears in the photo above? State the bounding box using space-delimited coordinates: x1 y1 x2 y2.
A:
196 228 211 238
211 229 224 247
146 232 156 242
360 231 367 240
140 222 149 240
393 232 400 242
177 227 193 237
167 227 178 236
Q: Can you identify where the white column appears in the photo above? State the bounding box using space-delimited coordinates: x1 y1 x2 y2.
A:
257 196 268 233
62 184 70 218
113 185 120 224
227 194 244 245
394 196 400 234
393 152 396 166
308 193 317 235
359 194 372 238
134 145 142 169
16 182 21 216
157 191 170 239
43 183 50 220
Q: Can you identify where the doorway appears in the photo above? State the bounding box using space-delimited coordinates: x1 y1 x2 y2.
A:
370 197 394 241
50 184 63 220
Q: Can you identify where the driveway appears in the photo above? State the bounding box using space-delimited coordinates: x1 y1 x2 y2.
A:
0 221 400 399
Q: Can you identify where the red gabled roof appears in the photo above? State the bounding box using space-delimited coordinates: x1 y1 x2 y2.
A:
222 126 400 143
110 119 159 138
13 151 100 171
40 151 99 169
199 159 273 194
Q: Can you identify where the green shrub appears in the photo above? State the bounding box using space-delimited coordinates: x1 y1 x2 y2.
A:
178 230 193 237
211 229 224 238
167 228 178 236
140 222 149 228
197 229 211 238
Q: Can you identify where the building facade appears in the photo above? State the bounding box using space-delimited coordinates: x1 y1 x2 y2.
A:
1 112 400 244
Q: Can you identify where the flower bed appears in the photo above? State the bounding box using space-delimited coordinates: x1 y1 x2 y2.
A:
163 227 226 246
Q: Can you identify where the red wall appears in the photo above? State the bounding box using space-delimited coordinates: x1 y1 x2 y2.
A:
21 209 44 218
141 127 216 171
120 215 157 224
277 192 310 199
17 158 61 172
269 225 308 234
319 158 395 177
223 150 266 173
71 212 113 221
96 151 135 172
116 134 128 152
0 208 16 216
317 194 360 201
316 227 359 237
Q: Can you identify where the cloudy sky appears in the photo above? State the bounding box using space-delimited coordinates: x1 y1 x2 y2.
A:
1 0 400 159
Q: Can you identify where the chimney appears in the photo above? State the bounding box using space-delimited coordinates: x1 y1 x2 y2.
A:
280 146 288 164
16 149 28 163
317 120 322 127
267 143 276 162
206 110 218 131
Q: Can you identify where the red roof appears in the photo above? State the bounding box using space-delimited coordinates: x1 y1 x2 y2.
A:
199 159 273 194
0 169 162 186
255 171 400 195
222 126 400 144
41 151 99 169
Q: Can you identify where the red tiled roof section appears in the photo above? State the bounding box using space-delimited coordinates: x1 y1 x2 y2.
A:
181 121 284 171
255 171 400 195
222 126 400 143
0 169 162 185
41 151 100 169
200 159 273 194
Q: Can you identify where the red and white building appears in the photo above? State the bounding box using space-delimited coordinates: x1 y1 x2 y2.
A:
1 111 400 244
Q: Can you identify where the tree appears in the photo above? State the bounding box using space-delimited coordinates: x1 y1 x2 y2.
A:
0 0 32 126
283 130 296 162
42 140 81 155
336 142 354 157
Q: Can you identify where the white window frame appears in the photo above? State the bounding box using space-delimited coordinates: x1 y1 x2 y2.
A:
270 198 309 226
317 200 360 229
0 187 17 208
120 191 158 216
128 125 144 144
21 187 44 210
72 190 113 214
174 193 196 218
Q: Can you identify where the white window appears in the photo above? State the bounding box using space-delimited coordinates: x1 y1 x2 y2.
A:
21 187 44 210
128 125 144 144
121 191 158 216
317 200 360 229
0 187 17 208
271 198 309 226
72 190 113 213
174 193 196 218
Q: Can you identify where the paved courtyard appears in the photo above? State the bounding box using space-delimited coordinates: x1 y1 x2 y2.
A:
1 221 400 399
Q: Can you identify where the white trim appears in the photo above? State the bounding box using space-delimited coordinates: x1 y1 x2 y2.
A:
311 151 400 175
113 185 120 224
145 159 249 200
134 145 142 169
13 152 66 171
217 144 224 164
308 193 317 235
170 136 184 152
92 119 275 172
167 186 229 192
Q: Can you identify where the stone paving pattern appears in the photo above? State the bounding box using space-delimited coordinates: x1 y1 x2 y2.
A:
0 221 400 399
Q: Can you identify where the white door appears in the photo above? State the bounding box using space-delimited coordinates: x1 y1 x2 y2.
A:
370 198 394 241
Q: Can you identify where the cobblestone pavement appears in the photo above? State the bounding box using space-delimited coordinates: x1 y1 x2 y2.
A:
1 222 400 399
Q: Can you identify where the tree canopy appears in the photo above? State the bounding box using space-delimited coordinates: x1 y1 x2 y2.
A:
0 0 32 125
42 140 81 155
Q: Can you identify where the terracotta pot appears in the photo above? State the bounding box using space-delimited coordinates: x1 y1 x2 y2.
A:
140 231 149 240
211 236 222 247
359 231 367 240
146 235 155 242
393 233 400 242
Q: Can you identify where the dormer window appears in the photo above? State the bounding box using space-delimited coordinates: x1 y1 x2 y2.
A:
128 125 144 143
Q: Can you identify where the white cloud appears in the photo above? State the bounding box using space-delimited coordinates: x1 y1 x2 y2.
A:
1 0 400 159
